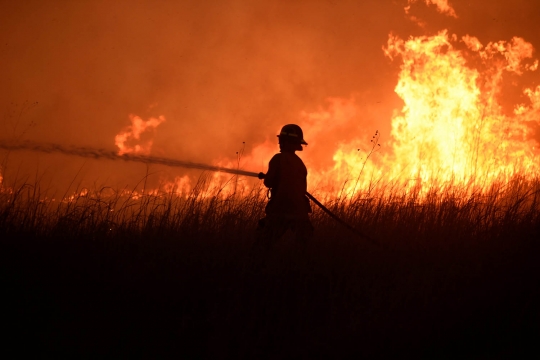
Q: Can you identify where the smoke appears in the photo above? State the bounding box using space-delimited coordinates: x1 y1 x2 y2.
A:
0 140 259 178
1 1 540 192
406 0 457 18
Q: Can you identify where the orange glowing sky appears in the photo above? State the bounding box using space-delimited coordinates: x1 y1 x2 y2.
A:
1 0 539 193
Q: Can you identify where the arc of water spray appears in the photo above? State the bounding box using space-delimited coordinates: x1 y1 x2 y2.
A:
0 139 375 243
0 140 259 177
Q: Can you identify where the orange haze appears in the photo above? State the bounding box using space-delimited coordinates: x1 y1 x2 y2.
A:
1 0 539 198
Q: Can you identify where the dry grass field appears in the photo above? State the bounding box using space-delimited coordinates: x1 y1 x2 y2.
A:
1 174 539 358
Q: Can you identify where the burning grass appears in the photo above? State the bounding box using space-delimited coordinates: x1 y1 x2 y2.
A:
1 174 539 357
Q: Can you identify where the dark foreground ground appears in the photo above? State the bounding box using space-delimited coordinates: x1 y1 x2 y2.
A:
2 224 539 359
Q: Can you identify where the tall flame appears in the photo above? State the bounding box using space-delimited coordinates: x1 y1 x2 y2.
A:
382 31 539 187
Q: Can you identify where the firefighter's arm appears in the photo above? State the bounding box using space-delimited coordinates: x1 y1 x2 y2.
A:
262 155 279 188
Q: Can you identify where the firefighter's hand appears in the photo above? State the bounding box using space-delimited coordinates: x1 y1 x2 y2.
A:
258 172 265 179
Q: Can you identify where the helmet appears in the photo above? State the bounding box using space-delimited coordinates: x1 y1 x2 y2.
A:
277 124 308 145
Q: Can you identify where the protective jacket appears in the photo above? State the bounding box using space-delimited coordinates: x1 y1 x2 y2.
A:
263 152 311 219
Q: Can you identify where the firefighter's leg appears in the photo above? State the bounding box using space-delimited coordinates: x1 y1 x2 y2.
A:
248 216 288 272
291 219 314 264
292 219 313 245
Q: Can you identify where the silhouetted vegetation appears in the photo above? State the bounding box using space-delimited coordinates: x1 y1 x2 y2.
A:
1 174 539 358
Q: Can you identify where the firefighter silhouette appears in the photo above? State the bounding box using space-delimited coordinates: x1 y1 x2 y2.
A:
253 124 313 258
